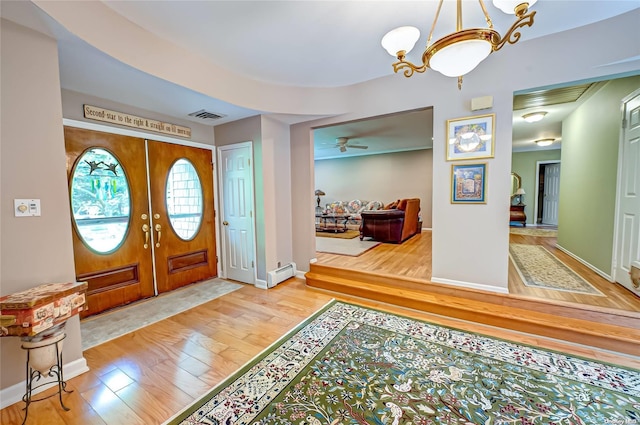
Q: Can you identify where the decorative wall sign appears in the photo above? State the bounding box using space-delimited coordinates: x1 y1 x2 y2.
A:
451 163 487 203
446 113 495 161
84 105 191 138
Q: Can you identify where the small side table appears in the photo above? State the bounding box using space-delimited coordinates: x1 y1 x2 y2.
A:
510 204 526 227
20 325 72 424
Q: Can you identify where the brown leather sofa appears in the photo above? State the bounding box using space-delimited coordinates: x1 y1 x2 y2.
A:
359 198 421 243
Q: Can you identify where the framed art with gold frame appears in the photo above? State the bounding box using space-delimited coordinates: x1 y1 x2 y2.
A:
451 163 487 204
446 113 495 161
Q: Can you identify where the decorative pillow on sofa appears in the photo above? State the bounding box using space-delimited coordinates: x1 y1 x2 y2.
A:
365 200 384 211
325 201 347 214
347 199 362 213
384 199 400 210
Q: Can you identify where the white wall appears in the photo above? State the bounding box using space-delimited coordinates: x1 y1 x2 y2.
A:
315 149 433 227
261 116 293 274
0 19 86 393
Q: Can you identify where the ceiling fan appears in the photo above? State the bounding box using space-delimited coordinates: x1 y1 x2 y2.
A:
335 137 368 152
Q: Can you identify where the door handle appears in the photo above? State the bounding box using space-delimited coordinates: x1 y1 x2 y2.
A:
155 223 162 247
223 220 229 226
142 224 150 249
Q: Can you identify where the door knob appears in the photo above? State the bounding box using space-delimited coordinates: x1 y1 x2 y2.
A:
223 220 229 226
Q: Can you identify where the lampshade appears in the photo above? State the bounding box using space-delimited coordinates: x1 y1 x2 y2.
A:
515 188 526 195
428 35 494 77
381 26 420 57
535 138 554 147
314 189 325 196
522 111 547 123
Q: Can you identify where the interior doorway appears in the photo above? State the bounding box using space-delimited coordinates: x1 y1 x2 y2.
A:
217 142 256 285
614 88 640 296
534 161 561 226
65 126 217 317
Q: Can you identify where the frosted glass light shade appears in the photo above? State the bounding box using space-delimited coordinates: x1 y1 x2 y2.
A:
535 138 554 147
493 0 537 14
381 26 420 57
429 39 492 77
522 111 547 123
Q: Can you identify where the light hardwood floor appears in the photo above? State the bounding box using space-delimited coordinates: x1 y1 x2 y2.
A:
1 279 638 425
316 229 640 311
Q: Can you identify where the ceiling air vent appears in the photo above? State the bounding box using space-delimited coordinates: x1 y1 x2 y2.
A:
187 109 225 120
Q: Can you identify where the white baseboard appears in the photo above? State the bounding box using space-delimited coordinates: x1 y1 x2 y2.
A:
431 277 509 294
255 279 268 290
1 357 89 409
295 270 306 280
555 244 613 281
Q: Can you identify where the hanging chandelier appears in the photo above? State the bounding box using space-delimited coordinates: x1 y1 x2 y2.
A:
381 0 537 89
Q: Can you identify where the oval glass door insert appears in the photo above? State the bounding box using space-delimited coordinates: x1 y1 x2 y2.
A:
166 158 203 240
70 148 130 253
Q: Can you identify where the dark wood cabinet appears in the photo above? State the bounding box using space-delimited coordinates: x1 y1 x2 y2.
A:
510 205 526 226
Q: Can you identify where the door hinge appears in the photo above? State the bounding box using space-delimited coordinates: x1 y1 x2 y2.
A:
622 118 627 129
216 256 219 263
248 158 251 166
251 260 254 268
250 211 252 218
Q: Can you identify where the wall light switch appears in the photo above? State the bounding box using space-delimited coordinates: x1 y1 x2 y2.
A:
14 199 41 217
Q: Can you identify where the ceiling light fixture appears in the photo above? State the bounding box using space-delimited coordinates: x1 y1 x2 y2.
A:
535 138 554 147
522 111 547 123
381 0 537 89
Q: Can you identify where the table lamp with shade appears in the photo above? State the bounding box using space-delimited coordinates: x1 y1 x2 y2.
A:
315 190 325 210
515 188 526 205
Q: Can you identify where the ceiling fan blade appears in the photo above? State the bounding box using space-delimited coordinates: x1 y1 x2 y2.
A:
346 145 368 149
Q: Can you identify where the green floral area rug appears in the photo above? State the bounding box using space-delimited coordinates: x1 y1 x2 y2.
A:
166 301 639 425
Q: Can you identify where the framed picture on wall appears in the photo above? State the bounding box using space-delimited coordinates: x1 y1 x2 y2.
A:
451 163 487 204
446 113 495 161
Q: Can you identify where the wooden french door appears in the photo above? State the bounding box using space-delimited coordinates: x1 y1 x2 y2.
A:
147 140 217 293
65 127 217 317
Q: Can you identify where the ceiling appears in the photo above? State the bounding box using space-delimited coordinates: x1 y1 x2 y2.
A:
314 108 433 160
2 1 639 156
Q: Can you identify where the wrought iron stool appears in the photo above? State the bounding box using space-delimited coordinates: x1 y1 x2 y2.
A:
20 325 72 424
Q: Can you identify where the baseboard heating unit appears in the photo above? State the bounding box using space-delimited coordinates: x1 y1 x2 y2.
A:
267 262 296 288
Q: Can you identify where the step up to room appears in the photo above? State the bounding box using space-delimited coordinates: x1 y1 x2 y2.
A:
305 264 640 357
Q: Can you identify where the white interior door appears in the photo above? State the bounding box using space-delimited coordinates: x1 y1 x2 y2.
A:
542 163 561 225
615 90 640 295
218 143 256 284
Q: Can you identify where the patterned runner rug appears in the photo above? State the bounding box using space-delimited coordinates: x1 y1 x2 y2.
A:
509 244 603 295
510 227 558 237
166 301 638 425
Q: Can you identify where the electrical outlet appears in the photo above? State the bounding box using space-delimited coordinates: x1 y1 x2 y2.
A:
14 199 41 217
